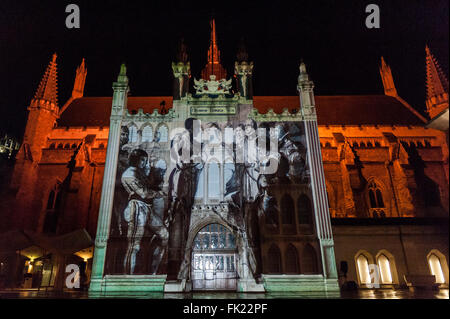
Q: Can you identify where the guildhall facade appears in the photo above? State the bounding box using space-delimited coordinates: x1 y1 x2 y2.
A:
0 21 448 294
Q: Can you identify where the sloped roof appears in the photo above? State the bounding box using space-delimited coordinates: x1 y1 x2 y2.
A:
58 97 173 127
57 95 426 127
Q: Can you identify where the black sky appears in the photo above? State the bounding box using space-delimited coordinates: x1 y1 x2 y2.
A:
0 0 448 138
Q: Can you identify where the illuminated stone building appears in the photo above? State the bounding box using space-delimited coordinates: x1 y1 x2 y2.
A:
0 21 448 293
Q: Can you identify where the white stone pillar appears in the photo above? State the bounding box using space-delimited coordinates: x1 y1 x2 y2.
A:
298 63 339 283
90 64 129 292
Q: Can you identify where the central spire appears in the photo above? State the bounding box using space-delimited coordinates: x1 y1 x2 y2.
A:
201 18 227 80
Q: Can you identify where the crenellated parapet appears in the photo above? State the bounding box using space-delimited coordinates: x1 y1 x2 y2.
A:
124 107 177 122
249 107 302 122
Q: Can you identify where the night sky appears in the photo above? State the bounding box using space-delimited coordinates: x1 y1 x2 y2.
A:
0 0 448 138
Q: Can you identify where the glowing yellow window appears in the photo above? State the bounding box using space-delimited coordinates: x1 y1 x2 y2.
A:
377 254 393 284
428 254 445 284
356 255 370 284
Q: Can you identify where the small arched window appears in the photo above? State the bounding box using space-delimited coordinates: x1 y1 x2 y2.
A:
360 142 366 148
356 254 371 284
57 143 63 149
142 125 153 142
281 194 295 224
128 126 138 143
375 142 381 147
43 183 63 233
377 254 393 284
325 142 331 148
428 253 446 284
99 143 105 149
301 244 318 274
49 143 56 149
298 195 313 225
64 143 70 149
367 142 373 148
71 143 77 149
285 244 300 274
267 244 282 274
156 125 168 143
353 142 359 148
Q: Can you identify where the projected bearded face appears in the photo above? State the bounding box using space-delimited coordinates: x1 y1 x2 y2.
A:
120 126 129 145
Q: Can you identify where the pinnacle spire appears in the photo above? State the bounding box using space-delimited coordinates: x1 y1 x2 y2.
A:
33 53 58 107
425 45 449 118
426 45 448 99
201 18 227 80
379 56 398 97
72 58 87 99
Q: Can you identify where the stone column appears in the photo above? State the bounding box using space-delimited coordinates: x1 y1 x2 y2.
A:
298 63 339 284
89 64 129 292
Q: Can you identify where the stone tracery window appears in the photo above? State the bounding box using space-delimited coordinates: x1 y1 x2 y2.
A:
368 180 385 218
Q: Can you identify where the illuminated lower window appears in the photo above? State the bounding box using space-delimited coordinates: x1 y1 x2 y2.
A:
377 254 393 284
356 254 371 284
428 254 445 284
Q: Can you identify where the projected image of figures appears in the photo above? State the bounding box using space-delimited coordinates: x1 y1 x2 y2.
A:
105 117 314 282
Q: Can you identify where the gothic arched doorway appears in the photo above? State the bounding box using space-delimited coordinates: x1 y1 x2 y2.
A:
191 223 238 290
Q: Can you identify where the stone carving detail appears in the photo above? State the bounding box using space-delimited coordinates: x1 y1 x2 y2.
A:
194 75 232 95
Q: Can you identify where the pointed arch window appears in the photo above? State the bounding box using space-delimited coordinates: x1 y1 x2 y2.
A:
368 181 385 218
43 183 63 233
298 195 313 225
301 244 318 274
356 254 371 285
428 253 445 284
377 254 393 284
128 126 138 143
281 194 295 224
267 244 282 274
142 125 153 142
285 244 300 274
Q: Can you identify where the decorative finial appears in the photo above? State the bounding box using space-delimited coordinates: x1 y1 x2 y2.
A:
117 63 128 83
300 61 307 74
176 38 189 63
236 37 248 62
